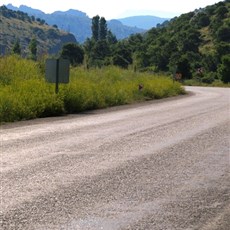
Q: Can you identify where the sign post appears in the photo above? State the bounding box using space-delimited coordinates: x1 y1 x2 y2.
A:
55 59 59 94
172 65 177 83
45 58 70 93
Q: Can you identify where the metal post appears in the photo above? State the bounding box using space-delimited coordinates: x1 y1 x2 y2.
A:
55 59 59 94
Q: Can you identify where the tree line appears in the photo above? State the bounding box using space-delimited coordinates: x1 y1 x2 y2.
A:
60 1 230 84
60 15 133 69
11 0 230 83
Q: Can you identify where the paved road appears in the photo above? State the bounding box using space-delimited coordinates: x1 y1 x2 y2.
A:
1 86 230 230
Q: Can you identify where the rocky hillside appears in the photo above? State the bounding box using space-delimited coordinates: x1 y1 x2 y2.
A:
6 4 145 43
0 6 76 56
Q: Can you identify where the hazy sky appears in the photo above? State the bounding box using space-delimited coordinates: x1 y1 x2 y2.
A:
0 0 223 19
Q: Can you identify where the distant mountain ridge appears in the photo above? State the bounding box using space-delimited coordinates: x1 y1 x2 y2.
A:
5 4 168 43
0 6 76 55
7 4 45 16
118 15 170 30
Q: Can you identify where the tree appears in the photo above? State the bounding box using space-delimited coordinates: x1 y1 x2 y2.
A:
175 55 192 79
127 34 143 52
91 15 100 41
181 29 201 53
216 5 228 19
29 37 37 60
91 15 108 41
61 43 84 66
202 54 218 72
84 38 95 56
52 24 58 29
107 30 117 45
113 42 132 68
91 40 110 64
12 39 21 55
218 55 230 83
216 42 230 59
85 15 112 67
99 17 107 40
197 13 210 27
216 25 230 42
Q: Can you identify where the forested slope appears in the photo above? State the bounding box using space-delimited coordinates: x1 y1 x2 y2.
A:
129 0 230 83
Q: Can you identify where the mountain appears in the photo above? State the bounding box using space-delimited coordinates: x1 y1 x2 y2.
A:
118 15 169 30
0 6 76 56
6 4 146 43
108 19 145 38
7 4 45 16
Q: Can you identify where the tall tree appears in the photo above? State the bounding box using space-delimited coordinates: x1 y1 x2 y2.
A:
91 15 100 41
99 17 107 40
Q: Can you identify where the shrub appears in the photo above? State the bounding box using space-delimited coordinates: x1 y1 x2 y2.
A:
201 72 216 84
0 56 185 123
218 55 230 83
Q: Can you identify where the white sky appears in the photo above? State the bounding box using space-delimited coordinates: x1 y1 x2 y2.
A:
0 0 223 19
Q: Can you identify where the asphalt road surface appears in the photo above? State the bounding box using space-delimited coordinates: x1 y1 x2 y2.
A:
1 86 230 230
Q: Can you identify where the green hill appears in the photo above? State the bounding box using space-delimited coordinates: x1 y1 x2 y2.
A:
126 0 230 83
0 6 76 56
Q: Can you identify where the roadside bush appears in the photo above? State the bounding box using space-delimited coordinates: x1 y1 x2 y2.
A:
142 78 184 99
201 72 216 84
0 80 64 122
0 56 185 123
0 55 41 85
63 79 104 112
0 56 64 122
218 55 230 83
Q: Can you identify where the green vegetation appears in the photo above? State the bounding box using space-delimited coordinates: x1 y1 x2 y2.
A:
128 0 230 84
1 1 229 123
0 55 184 123
28 37 37 60
70 0 230 84
2 1 230 85
12 39 21 55
60 43 84 66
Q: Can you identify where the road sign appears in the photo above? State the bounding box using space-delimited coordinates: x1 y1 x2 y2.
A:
45 58 70 93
